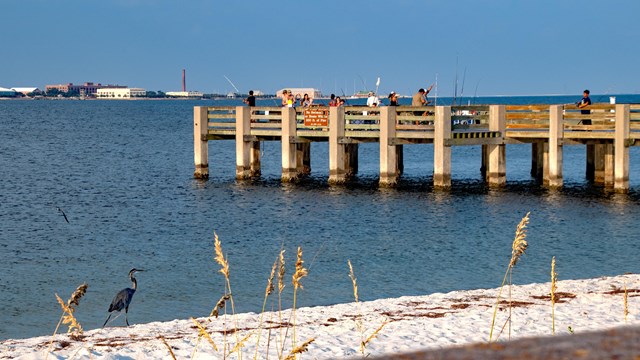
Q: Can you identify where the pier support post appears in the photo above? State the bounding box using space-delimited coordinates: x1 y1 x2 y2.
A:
545 105 563 188
434 106 452 189
193 106 209 179
594 144 605 185
296 142 311 175
614 104 630 192
604 144 614 188
250 141 261 177
481 145 488 179
586 144 595 181
329 106 349 184
487 105 506 187
235 106 253 179
530 142 544 181
281 107 299 182
379 107 400 186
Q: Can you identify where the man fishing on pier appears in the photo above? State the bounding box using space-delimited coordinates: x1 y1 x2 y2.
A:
576 89 592 125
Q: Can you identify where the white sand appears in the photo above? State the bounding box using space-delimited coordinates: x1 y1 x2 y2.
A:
2 274 638 359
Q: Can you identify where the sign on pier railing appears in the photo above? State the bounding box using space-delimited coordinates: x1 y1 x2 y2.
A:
303 108 329 126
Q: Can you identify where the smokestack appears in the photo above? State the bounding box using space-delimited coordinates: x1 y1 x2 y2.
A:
182 69 186 92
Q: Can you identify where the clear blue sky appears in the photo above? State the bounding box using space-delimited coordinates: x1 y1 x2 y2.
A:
2 0 640 96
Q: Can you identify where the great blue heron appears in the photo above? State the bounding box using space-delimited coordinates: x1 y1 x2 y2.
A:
103 268 144 327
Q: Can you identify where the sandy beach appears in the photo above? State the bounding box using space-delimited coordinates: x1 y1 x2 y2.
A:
1 274 638 359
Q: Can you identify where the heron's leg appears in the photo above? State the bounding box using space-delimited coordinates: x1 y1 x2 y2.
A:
125 306 130 326
102 314 112 328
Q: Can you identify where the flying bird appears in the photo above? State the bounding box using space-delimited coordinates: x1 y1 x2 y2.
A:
57 207 69 223
103 268 144 327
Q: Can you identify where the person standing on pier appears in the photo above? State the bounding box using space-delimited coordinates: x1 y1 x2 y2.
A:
244 90 256 106
388 91 399 106
329 94 337 106
411 85 434 106
577 89 592 125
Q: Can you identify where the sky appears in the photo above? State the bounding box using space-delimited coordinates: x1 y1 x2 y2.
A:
2 0 640 97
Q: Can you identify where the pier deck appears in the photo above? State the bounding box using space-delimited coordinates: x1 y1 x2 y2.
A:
194 104 640 192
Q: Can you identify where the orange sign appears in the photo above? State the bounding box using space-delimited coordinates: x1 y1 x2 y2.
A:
304 109 329 127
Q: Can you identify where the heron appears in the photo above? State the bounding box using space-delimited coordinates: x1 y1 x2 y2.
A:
103 268 144 327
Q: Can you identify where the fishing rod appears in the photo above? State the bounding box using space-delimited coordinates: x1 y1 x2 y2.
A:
434 73 438 107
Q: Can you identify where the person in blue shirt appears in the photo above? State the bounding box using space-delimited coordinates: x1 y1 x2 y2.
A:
577 89 592 125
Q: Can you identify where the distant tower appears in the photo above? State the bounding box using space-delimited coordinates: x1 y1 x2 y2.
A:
182 69 186 92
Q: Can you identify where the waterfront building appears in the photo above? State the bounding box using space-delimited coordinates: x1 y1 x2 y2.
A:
96 88 146 99
45 82 126 96
0 87 17 97
276 88 322 99
11 87 41 95
166 91 203 98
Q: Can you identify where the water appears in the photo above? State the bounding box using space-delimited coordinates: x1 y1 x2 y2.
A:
1 96 639 340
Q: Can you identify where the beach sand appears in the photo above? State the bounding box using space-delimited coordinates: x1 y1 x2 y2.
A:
2 274 638 359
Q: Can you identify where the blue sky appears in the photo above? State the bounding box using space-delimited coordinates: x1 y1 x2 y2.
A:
2 0 640 96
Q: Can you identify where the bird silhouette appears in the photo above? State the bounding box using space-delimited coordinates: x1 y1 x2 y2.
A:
103 268 144 327
57 207 69 223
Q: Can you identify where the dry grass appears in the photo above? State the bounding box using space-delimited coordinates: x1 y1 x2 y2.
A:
210 294 231 318
191 317 218 358
290 246 308 356
46 283 88 359
624 280 629 323
551 256 557 335
253 258 278 360
212 231 241 358
158 335 177 360
489 212 530 342
283 338 315 360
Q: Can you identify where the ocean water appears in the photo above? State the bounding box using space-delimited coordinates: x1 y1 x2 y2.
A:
1 96 639 340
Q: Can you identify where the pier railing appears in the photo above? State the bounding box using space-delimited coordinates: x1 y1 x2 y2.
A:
194 104 639 192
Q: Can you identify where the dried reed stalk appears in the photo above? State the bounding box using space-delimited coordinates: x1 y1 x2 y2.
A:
361 322 388 352
210 294 231 318
192 317 219 352
254 258 278 360
624 280 629 323
283 338 315 360
46 283 88 359
212 232 240 359
159 335 177 360
291 247 308 352
348 260 365 356
551 256 557 335
276 249 286 359
489 212 530 342
229 333 253 355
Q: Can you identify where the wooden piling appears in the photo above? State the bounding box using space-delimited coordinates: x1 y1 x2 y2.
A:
545 105 563 188
329 106 348 184
586 144 595 181
487 105 506 187
281 107 299 182
235 106 252 179
379 107 400 186
594 144 605 185
297 142 311 175
434 106 452 188
604 143 614 188
193 106 209 179
614 104 630 192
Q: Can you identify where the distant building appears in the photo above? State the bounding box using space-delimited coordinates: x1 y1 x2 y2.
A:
96 88 146 99
166 91 203 98
276 88 322 99
11 87 41 95
45 82 126 96
0 87 17 97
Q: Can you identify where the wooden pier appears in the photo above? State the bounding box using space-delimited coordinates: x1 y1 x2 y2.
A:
193 104 640 192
